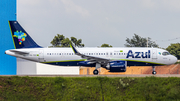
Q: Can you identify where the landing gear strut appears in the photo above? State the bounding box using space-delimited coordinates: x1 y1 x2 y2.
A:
152 66 157 75
93 63 101 75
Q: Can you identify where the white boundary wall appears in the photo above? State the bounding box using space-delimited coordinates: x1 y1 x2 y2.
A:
17 58 79 75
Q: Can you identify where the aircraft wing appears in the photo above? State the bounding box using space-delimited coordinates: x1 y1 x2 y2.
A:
70 44 110 64
9 50 29 55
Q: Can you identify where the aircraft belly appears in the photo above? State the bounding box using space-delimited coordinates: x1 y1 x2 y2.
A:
122 58 165 66
43 55 84 66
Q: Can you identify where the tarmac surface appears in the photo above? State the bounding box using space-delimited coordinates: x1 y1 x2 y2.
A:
1 74 180 77
80 64 180 75
1 64 180 77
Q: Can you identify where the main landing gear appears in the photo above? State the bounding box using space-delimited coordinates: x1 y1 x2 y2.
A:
152 66 157 75
93 63 101 75
93 69 99 75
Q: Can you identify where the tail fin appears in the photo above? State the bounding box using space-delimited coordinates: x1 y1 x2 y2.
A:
8 21 41 49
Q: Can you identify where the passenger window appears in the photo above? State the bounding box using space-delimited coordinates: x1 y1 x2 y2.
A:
114 53 116 55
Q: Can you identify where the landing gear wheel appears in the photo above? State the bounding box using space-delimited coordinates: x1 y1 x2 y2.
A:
93 69 99 75
152 71 156 75
152 66 156 75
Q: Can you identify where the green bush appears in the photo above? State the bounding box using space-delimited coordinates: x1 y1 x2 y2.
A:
0 76 180 101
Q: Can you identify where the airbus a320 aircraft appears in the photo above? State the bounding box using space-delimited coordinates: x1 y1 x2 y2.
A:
5 21 177 75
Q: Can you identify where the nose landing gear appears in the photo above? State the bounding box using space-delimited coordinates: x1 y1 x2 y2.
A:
93 63 101 75
152 66 157 75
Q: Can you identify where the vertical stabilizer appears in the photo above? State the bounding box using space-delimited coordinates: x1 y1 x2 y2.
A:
9 21 41 49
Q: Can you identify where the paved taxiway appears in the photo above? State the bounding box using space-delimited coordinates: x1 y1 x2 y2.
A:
1 74 180 77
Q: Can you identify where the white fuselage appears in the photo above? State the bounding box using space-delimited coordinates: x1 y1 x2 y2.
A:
5 47 177 66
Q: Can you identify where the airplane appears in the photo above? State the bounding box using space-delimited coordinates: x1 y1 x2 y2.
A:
5 21 177 75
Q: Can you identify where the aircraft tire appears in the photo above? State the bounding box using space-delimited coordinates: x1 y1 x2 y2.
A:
93 69 99 75
152 71 156 75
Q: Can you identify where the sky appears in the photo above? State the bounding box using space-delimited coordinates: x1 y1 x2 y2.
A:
17 0 180 48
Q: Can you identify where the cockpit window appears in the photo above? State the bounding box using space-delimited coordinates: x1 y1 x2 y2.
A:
162 52 170 56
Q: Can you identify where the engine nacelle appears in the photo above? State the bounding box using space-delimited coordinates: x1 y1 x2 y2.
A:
106 60 127 72
78 61 95 67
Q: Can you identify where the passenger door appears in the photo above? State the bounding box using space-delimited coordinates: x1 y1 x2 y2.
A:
39 49 44 62
152 49 157 61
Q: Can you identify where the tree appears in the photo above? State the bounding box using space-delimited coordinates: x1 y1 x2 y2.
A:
71 37 84 47
124 34 158 47
166 43 180 59
70 37 77 46
101 44 112 47
51 34 65 47
61 38 71 47
51 34 84 47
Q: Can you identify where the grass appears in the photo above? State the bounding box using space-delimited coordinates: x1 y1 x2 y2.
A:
0 76 180 101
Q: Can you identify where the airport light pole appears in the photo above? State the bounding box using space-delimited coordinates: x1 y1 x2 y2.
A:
147 37 148 47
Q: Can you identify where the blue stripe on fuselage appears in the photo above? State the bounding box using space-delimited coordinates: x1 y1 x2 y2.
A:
43 61 164 67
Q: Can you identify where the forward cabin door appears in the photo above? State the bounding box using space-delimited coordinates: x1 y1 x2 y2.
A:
152 49 157 61
39 49 44 62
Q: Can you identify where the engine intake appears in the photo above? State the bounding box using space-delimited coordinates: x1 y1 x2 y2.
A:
106 60 127 72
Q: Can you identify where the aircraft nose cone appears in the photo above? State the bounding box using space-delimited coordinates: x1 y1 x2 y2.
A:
173 56 178 64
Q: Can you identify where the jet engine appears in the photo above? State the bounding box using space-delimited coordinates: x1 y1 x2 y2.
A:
106 60 127 72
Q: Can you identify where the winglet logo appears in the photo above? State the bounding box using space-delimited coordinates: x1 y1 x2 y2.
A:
13 31 27 45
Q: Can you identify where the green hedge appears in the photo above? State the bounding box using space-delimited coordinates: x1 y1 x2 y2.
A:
0 76 180 101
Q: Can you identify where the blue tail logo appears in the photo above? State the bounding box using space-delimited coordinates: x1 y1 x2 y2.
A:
9 21 41 49
13 31 27 45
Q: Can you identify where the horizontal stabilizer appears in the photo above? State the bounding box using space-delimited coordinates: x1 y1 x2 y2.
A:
9 50 29 55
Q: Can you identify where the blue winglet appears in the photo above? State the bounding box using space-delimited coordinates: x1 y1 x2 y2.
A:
70 43 79 54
